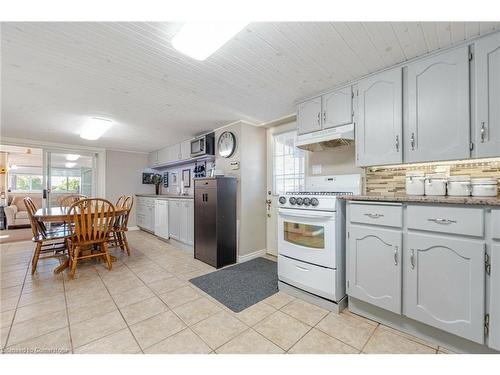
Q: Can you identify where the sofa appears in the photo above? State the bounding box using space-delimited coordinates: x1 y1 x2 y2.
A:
4 195 42 228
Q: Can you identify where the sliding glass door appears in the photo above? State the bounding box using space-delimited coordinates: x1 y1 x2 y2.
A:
42 150 97 208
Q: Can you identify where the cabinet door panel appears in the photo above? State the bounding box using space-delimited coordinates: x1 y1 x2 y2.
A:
157 148 169 165
407 47 470 162
297 98 322 135
489 243 500 350
322 87 352 129
475 32 500 157
348 225 402 314
404 233 485 343
356 68 403 166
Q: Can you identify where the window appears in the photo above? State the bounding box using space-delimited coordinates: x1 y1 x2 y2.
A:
273 130 305 194
9 174 43 192
51 176 81 193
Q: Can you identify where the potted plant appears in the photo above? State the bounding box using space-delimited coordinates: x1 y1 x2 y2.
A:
151 173 163 195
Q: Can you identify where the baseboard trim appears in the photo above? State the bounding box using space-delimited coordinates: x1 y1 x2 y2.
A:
237 248 267 263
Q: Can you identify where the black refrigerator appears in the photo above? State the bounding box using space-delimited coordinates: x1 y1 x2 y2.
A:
194 177 237 268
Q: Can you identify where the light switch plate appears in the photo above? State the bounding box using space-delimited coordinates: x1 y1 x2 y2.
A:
312 164 322 175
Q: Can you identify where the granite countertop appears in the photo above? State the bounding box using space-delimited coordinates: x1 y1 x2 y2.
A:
135 194 194 199
340 194 500 206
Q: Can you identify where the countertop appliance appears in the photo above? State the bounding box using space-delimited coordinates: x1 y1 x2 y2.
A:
194 177 237 268
277 174 361 311
190 132 215 158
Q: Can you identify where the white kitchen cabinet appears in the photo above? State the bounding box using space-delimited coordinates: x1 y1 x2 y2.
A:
475 32 500 158
404 233 485 344
489 242 500 351
157 147 169 165
180 140 191 160
297 97 322 135
406 46 470 162
154 199 169 240
137 196 155 232
148 151 158 167
169 144 181 162
180 200 194 245
322 86 352 129
356 67 403 166
348 225 402 314
168 199 181 240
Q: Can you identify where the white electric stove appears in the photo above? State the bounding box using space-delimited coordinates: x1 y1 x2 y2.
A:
277 174 361 312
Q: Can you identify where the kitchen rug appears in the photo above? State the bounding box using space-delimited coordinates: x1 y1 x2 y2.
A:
189 257 278 312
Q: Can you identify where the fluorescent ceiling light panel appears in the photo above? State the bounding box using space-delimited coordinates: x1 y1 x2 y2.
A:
65 162 77 168
172 22 247 61
66 154 80 161
80 117 113 140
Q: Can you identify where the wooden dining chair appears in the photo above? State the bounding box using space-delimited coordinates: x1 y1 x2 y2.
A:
109 196 133 255
59 194 88 209
24 197 68 275
115 195 126 208
66 198 116 278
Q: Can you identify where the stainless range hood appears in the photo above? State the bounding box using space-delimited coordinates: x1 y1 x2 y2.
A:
296 123 354 152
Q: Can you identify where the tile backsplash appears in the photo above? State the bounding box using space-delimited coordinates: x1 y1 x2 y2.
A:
364 158 500 196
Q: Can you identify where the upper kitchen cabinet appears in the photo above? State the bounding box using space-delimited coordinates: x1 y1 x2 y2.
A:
297 86 353 135
148 150 158 167
356 67 403 167
406 46 470 163
322 86 353 129
180 140 191 160
297 97 322 135
474 32 500 158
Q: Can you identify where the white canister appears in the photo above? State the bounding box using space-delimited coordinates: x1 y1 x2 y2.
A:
425 173 447 196
406 171 425 196
471 178 498 197
447 175 471 197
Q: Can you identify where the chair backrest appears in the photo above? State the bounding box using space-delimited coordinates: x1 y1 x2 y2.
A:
59 194 88 209
116 195 126 208
67 198 116 244
23 197 47 239
115 196 134 230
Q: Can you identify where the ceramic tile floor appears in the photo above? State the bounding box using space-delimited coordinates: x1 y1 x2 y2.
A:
0 230 453 354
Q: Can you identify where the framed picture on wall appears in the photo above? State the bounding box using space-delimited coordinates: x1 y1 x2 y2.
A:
171 172 178 186
182 169 191 188
142 172 154 184
163 172 169 188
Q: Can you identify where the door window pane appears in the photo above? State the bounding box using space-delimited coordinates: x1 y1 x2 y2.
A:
273 130 305 194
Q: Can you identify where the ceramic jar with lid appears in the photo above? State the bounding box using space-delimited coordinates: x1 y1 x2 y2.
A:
406 171 425 196
447 175 471 197
425 173 447 196
471 178 498 197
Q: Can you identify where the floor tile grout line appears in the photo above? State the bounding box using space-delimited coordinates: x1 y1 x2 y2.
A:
61 270 75 354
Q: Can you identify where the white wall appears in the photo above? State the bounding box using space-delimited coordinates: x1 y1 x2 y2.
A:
307 144 362 176
105 150 150 227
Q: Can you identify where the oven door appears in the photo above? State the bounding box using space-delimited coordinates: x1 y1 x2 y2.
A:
278 208 336 268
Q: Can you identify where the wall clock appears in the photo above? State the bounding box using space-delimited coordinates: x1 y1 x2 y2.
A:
217 131 236 158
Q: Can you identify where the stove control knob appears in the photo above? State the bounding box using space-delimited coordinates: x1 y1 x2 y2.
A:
289 197 297 205
311 198 319 206
279 196 286 204
296 197 303 205
303 197 311 206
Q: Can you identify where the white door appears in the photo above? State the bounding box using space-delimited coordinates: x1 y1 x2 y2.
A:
356 67 403 166
347 225 402 314
266 192 278 256
297 98 322 135
322 86 352 129
475 32 500 158
278 208 336 268
406 47 470 162
404 233 485 344
489 242 500 351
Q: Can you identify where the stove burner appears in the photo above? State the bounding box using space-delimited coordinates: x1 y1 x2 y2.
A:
284 191 354 196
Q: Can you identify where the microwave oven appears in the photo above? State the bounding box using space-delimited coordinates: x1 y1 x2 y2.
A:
190 133 215 157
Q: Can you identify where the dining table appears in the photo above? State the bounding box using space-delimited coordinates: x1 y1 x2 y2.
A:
34 206 129 273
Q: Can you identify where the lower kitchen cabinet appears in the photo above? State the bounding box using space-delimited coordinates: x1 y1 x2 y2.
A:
404 233 485 344
154 199 169 240
136 196 155 232
168 199 193 245
348 225 402 314
489 242 500 351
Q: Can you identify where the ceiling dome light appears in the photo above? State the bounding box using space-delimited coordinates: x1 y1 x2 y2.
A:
172 22 248 61
80 117 113 140
66 154 80 161
65 162 77 168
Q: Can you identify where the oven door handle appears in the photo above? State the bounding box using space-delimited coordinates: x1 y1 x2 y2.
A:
278 208 335 220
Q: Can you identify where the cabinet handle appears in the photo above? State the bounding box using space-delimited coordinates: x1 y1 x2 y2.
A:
480 122 486 143
323 111 326 123
394 246 398 266
427 218 457 225
410 249 415 269
364 213 384 219
317 112 321 125
395 135 400 152
410 132 415 151
295 264 310 272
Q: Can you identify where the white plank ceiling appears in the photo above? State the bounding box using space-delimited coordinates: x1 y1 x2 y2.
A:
1 22 499 152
